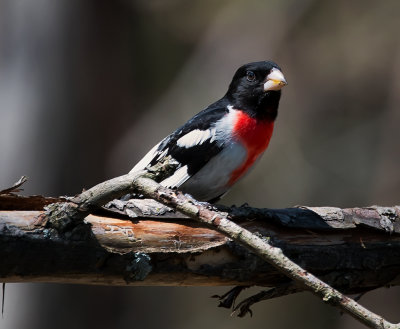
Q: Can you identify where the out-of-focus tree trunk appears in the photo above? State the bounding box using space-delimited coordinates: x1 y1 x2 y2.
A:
0 0 141 195
0 1 144 329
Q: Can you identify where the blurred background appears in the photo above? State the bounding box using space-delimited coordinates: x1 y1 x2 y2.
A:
1 0 400 328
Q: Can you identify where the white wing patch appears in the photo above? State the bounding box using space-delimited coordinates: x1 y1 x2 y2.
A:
161 165 190 188
176 128 216 148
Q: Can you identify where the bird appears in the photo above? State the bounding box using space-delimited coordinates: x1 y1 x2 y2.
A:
130 61 287 203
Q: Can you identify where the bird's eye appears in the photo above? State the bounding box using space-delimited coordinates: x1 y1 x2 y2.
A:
246 71 256 82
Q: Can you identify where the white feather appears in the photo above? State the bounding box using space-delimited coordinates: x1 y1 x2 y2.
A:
161 165 190 188
129 142 161 173
176 128 216 148
178 141 247 201
212 106 237 146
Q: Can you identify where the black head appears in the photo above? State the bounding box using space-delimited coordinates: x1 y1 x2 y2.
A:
226 61 287 120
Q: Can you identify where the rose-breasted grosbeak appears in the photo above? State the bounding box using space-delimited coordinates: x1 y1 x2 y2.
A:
131 61 287 203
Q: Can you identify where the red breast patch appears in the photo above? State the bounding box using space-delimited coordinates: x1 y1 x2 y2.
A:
228 111 274 185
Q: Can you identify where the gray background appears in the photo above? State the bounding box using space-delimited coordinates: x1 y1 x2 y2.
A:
1 0 399 328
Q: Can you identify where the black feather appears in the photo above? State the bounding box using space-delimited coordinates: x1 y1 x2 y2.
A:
150 98 229 176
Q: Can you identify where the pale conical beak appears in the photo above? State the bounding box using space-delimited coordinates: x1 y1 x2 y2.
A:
264 68 287 91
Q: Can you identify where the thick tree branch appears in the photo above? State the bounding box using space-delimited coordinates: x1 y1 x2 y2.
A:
0 205 400 293
1 207 400 289
1 172 400 328
103 198 400 233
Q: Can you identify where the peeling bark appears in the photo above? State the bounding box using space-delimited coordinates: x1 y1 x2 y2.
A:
1 206 400 291
1 174 400 328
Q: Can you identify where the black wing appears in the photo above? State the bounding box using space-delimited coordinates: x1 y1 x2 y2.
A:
131 98 229 186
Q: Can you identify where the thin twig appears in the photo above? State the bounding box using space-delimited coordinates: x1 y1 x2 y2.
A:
45 159 178 232
130 176 399 329
232 282 300 317
0 176 28 195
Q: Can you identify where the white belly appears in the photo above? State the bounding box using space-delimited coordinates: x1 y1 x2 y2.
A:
178 141 247 201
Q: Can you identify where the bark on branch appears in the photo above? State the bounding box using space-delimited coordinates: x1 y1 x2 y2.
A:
1 205 400 289
1 173 400 328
